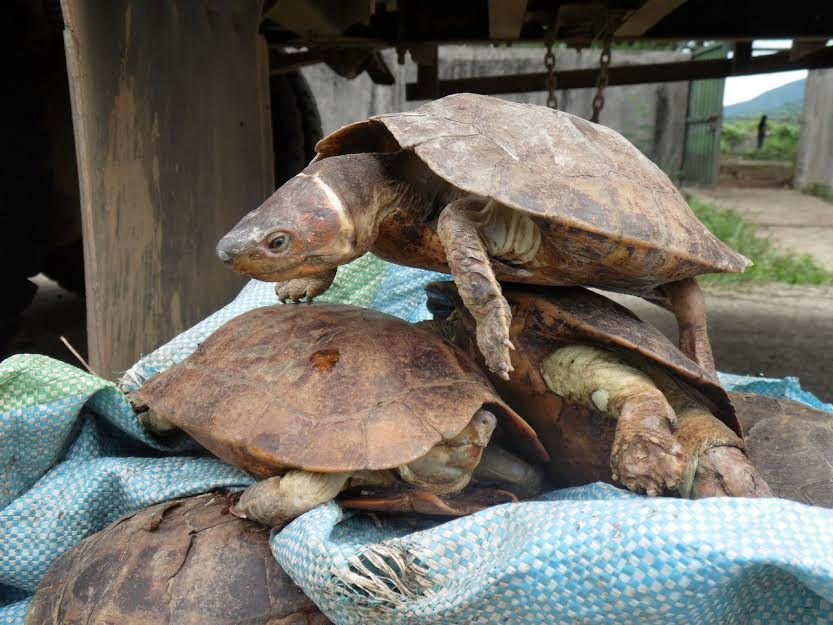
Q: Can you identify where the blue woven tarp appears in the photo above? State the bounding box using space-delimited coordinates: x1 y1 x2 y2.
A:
2 256 832 624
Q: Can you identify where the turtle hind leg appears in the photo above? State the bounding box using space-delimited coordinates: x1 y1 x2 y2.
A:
437 197 515 380
651 278 717 379
541 345 685 496
232 471 349 528
652 371 772 499
690 445 772 499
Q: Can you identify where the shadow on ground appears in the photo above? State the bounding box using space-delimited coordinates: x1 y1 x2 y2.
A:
2 275 87 367
610 284 833 402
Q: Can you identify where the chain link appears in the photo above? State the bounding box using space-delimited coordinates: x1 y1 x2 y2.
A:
590 38 612 123
544 29 558 109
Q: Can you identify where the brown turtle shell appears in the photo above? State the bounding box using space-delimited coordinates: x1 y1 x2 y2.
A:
134 303 545 478
25 493 329 625
315 93 748 293
731 392 833 508
431 281 739 435
427 282 742 490
504 283 738 431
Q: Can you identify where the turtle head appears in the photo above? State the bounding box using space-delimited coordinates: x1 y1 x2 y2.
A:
216 172 357 281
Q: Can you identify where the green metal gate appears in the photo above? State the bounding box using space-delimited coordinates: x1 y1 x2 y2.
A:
680 44 728 186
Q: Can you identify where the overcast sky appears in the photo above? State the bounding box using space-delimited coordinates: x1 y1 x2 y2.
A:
722 40 809 106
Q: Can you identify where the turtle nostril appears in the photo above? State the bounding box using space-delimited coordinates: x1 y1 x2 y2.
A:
216 237 236 264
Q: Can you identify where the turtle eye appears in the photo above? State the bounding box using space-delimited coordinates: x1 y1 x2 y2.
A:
265 232 291 253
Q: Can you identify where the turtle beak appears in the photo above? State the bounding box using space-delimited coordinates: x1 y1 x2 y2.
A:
216 230 252 265
425 281 463 320
216 243 234 264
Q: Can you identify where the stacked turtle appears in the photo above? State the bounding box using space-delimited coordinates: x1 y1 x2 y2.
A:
30 95 833 624
215 93 767 504
28 302 551 625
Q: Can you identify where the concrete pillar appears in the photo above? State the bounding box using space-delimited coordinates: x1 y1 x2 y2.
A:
795 68 833 190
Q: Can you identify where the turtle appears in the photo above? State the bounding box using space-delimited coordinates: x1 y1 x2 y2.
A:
731 392 833 508
129 303 548 527
25 492 331 625
216 93 748 382
423 281 771 499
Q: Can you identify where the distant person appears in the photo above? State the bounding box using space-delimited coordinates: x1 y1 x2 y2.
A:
757 114 768 150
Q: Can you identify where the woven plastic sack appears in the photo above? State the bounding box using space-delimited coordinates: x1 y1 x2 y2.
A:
719 372 833 413
3 255 833 625
274 485 833 625
0 255 445 624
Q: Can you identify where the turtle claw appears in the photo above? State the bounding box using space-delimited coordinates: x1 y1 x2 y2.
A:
610 390 686 495
275 270 337 303
488 357 514 381
475 301 515 380
228 505 247 519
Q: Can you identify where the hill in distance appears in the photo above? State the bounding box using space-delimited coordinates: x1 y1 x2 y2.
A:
724 78 805 120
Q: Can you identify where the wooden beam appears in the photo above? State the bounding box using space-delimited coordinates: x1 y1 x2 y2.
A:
488 0 528 40
615 0 687 37
405 48 833 99
789 39 830 61
410 45 439 99
270 50 323 75
62 0 273 378
263 0 371 37
732 40 752 72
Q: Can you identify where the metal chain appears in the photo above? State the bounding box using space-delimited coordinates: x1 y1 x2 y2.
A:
544 29 558 109
590 37 612 123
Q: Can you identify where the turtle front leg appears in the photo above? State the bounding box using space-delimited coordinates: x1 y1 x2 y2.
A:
649 369 772 499
654 278 717 378
231 470 349 527
541 345 686 496
472 443 547 499
437 198 515 379
276 268 338 303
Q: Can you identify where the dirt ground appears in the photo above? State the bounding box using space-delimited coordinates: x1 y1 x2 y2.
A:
3 275 87 367
609 284 833 402
686 186 833 270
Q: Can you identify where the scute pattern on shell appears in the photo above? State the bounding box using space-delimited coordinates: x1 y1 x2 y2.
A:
25 493 328 625
502 284 740 435
732 392 833 508
316 93 748 290
135 304 540 476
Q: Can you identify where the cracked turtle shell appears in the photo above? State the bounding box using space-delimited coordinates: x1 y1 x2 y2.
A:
25 492 330 625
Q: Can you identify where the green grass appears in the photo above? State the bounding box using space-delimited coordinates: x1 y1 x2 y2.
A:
803 184 833 205
720 120 800 162
688 196 833 285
